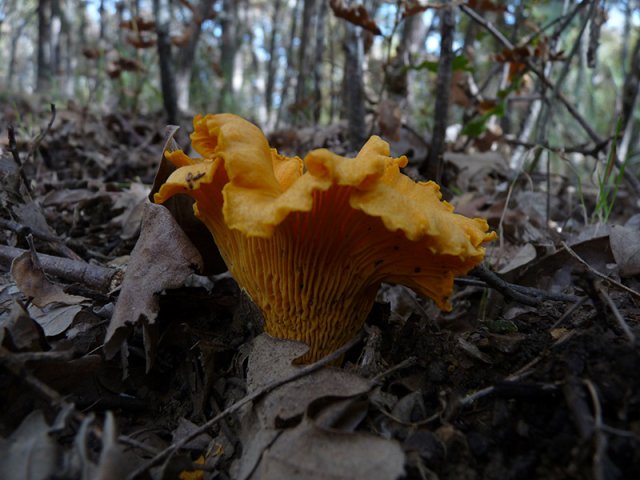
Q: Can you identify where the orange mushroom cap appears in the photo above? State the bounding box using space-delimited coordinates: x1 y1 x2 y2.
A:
154 114 497 362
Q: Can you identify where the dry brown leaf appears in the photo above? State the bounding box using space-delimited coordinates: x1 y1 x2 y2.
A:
11 251 86 307
498 243 537 274
28 304 83 337
329 0 382 35
0 411 59 480
256 417 405 480
236 334 381 479
1 300 47 351
103 202 203 365
247 334 371 426
610 225 640 277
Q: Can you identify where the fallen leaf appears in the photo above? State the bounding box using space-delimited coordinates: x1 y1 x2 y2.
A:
1 300 47 351
610 225 640 277
0 410 58 480
498 243 537 274
28 304 83 337
247 334 371 426
103 202 203 368
256 417 405 480
11 251 86 307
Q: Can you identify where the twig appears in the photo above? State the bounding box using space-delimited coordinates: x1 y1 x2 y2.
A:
593 279 635 342
471 264 581 306
0 217 85 263
584 379 606 480
29 103 57 162
126 331 365 479
370 356 417 384
459 4 604 145
551 296 589 329
0 244 121 293
504 137 611 156
7 125 33 196
560 241 640 300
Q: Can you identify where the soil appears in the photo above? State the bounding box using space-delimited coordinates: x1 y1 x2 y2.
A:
1 106 639 480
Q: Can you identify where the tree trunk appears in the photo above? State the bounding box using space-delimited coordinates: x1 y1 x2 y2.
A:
293 0 316 125
420 4 455 182
175 0 216 113
36 0 52 92
218 0 239 112
154 0 178 125
343 23 366 151
7 11 34 90
265 0 283 123
276 0 301 128
313 0 327 123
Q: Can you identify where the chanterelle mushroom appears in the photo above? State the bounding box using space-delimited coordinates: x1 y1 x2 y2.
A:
154 114 496 362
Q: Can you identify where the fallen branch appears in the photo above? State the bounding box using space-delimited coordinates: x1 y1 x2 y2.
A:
0 244 121 293
469 264 581 306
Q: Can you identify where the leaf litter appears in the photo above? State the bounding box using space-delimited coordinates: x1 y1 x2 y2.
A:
0 105 639 480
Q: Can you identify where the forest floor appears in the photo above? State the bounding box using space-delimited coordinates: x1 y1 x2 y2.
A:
0 104 639 480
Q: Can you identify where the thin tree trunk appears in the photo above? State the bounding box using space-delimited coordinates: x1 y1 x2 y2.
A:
420 4 454 182
99 0 107 41
265 0 283 123
313 0 327 123
7 11 34 90
276 0 301 129
36 0 52 92
218 0 239 112
175 0 215 112
293 0 316 125
328 13 337 124
343 23 366 150
154 0 178 124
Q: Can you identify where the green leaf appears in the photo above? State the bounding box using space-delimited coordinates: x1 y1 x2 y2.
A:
462 117 488 137
452 55 474 72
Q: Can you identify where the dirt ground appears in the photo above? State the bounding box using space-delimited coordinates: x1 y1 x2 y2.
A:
1 106 639 479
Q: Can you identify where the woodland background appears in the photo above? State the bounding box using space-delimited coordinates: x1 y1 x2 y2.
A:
1 1 640 480
1 0 639 181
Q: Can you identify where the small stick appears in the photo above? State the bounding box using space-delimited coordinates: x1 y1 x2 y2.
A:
30 103 57 161
7 125 33 196
584 379 606 480
370 356 417 384
560 241 640 300
126 332 365 479
593 280 635 342
0 244 120 293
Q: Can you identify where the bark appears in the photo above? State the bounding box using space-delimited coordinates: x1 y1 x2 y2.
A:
175 0 216 112
99 0 107 41
343 23 366 151
154 0 179 124
265 0 283 121
328 13 337 123
387 12 426 99
36 0 52 92
293 0 316 125
7 10 34 90
313 0 327 123
621 34 640 131
157 25 179 125
275 0 301 128
218 0 239 112
420 4 454 182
